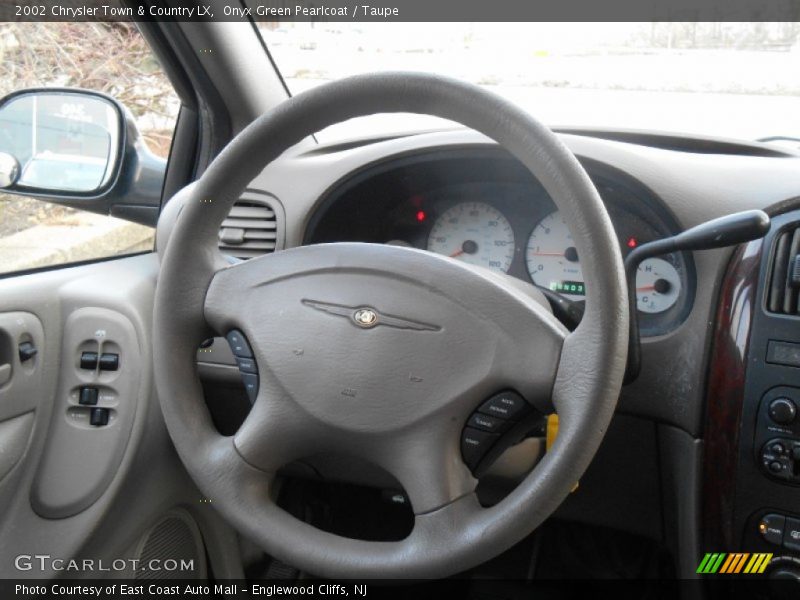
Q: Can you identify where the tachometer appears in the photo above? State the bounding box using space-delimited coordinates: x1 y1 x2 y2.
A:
427 202 515 272
635 258 681 314
525 211 585 299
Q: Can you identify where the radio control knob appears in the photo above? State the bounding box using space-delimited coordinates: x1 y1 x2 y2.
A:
769 398 797 425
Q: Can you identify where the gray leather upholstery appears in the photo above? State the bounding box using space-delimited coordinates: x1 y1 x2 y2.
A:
153 72 628 578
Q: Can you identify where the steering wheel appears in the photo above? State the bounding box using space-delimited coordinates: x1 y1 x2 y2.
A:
153 73 628 579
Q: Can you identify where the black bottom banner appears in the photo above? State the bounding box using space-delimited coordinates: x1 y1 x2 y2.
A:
2 578 797 600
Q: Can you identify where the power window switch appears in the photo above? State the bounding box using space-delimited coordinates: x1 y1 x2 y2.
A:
98 353 119 371
89 408 109 427
79 387 99 406
80 352 98 370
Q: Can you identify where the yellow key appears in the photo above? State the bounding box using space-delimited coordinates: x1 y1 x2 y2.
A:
546 414 579 492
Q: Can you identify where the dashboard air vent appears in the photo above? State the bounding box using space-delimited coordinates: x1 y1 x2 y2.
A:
218 198 278 260
767 225 800 315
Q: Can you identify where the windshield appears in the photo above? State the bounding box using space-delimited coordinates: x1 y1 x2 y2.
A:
258 22 800 145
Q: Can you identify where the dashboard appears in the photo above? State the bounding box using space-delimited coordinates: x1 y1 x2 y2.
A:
161 126 800 576
305 148 695 337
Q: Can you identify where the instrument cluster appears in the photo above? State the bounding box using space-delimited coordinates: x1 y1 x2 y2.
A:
304 150 695 336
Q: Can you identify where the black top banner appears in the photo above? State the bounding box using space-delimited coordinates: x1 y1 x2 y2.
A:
2 0 800 22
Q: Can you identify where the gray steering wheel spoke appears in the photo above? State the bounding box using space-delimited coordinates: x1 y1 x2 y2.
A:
367 419 478 515
232 382 322 475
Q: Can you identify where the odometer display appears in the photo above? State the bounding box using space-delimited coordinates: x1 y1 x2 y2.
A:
549 280 586 296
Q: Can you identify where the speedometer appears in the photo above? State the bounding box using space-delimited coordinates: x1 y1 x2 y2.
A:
427 202 515 273
525 211 585 299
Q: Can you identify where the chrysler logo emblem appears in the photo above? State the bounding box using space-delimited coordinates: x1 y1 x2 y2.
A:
353 308 378 328
301 299 441 332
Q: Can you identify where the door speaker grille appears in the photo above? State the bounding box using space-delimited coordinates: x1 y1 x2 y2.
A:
134 510 206 580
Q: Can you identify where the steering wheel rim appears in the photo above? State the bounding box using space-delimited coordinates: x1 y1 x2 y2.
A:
153 72 629 579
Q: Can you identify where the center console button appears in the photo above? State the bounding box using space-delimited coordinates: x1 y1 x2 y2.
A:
769 398 797 425
784 517 800 553
760 514 786 546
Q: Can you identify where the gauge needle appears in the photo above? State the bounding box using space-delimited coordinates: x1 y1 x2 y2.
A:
530 252 564 257
636 285 656 292
451 240 478 258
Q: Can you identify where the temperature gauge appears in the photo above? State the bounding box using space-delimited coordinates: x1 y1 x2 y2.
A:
635 258 681 314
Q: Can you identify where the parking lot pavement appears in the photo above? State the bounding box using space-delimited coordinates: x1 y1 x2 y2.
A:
0 210 153 274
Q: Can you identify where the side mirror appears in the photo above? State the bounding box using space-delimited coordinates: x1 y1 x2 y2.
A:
0 152 20 188
0 89 166 226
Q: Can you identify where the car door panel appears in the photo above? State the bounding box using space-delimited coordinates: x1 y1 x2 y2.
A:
0 254 242 579
0 412 34 484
